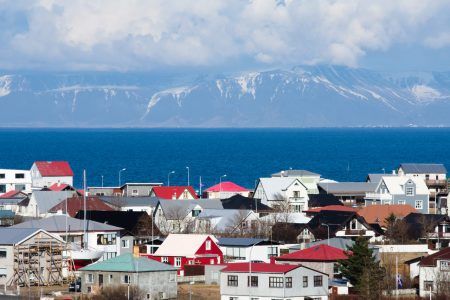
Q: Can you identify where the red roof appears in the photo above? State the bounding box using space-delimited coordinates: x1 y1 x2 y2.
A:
152 186 198 199
0 190 24 198
49 196 114 217
204 181 249 193
221 262 300 274
34 161 74 177
275 244 349 262
48 183 74 191
419 247 450 267
305 205 357 213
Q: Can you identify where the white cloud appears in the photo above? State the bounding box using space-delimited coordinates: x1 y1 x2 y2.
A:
0 0 449 71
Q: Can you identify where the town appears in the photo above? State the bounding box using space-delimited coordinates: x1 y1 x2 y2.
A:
0 161 449 299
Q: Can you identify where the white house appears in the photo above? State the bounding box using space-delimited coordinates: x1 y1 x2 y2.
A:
218 238 281 263
195 209 259 235
418 247 450 297
0 169 31 195
254 178 309 211
220 262 329 300
30 161 74 188
203 181 250 199
272 169 322 194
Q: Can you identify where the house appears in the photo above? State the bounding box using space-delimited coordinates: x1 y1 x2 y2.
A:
318 182 377 207
218 238 281 263
220 262 329 300
74 210 161 255
403 213 450 249
271 222 315 244
88 186 123 197
150 186 198 200
195 209 258 235
203 181 250 199
30 161 74 188
120 182 163 197
47 182 77 192
272 169 322 194
21 190 76 217
11 215 123 261
365 176 430 213
48 196 114 217
153 199 223 234
0 210 15 226
0 228 65 287
221 194 272 213
254 177 309 211
358 204 416 229
418 247 450 297
290 237 355 252
148 234 223 276
275 244 349 279
366 173 396 183
100 196 159 216
307 193 342 209
79 253 177 299
0 169 31 195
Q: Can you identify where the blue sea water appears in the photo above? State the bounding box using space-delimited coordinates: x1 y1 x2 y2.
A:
0 128 449 190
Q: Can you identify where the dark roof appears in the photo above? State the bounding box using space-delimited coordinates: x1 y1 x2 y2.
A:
403 213 448 226
307 194 342 208
272 223 310 244
419 248 450 267
74 210 160 236
217 237 280 247
221 194 272 211
399 163 447 174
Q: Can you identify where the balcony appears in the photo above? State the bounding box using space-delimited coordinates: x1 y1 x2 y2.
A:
365 193 392 201
425 179 447 187
345 229 366 236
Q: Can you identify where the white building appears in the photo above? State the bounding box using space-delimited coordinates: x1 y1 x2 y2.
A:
220 262 329 300
30 161 74 188
272 170 322 194
203 181 250 199
218 238 280 263
254 178 309 211
418 247 450 297
0 169 31 195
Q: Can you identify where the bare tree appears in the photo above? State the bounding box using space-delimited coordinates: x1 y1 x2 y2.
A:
222 210 252 237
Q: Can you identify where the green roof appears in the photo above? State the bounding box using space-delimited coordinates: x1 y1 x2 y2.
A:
79 253 176 273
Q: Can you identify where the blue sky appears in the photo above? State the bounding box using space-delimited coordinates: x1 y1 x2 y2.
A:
1 0 450 73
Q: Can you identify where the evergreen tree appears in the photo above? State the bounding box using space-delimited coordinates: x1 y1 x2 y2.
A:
339 237 385 299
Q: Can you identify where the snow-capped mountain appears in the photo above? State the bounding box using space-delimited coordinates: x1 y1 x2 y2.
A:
1 66 450 127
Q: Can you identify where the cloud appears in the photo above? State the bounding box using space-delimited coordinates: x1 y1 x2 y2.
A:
0 0 449 71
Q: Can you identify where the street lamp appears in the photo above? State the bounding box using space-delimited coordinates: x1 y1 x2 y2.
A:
119 168 126 186
101 175 104 188
321 223 330 245
219 174 227 199
186 167 190 186
167 171 175 186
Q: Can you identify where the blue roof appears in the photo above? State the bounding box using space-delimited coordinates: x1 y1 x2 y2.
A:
0 228 40 245
400 163 447 174
218 237 274 247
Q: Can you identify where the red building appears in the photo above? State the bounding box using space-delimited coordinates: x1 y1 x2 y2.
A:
150 186 198 200
146 234 223 276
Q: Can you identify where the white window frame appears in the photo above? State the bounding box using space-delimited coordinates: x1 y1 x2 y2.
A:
406 187 414 196
175 257 182 267
86 273 94 283
415 200 423 210
121 239 130 248
205 240 211 251
162 257 168 263
398 200 406 205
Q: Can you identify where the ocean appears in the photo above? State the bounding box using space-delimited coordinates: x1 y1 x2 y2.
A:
0 128 449 190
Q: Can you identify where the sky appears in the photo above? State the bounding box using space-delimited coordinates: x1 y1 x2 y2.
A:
1 0 450 73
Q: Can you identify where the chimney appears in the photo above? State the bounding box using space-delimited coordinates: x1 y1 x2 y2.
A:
392 170 396 175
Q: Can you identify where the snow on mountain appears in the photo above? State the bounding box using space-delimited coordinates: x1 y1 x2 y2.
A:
0 75 13 97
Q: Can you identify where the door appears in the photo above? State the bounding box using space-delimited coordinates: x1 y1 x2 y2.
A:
99 274 104 286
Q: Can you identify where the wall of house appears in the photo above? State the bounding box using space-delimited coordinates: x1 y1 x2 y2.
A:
206 191 250 199
30 165 73 188
0 169 31 195
123 185 154 197
221 245 280 263
205 264 227 285
121 205 153 216
88 188 117 196
0 245 14 286
81 270 177 299
220 267 329 299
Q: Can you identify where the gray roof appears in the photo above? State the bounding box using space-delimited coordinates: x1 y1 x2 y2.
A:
366 173 396 183
0 228 42 245
399 163 447 174
289 238 354 252
0 198 23 206
272 170 320 177
197 209 253 232
218 237 266 247
318 182 377 195
158 199 223 220
11 215 123 233
100 196 159 207
32 191 75 214
79 253 175 272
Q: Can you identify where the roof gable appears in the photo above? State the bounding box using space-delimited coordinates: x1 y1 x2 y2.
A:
34 161 74 177
153 234 218 257
152 186 198 199
276 244 349 262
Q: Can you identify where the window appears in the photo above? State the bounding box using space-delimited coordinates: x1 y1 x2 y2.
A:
15 173 25 179
0 185 5 193
440 260 450 271
0 249 6 258
205 240 211 250
0 174 4 179
350 219 357 230
406 187 414 196
97 233 117 245
162 257 168 263
314 276 323 287
102 252 116 260
303 276 308 287
132 189 138 196
169 273 176 282
86 273 94 283
333 263 340 274
227 275 238 286
192 209 201 217
122 274 131 284
267 246 278 259
415 200 423 210
225 247 246 260
229 298 238 300
247 275 258 287
269 277 284 288
14 184 25 191
293 191 300 198
175 257 182 267
398 200 406 205
424 281 433 291
285 277 292 288
121 239 130 248
109 274 113 283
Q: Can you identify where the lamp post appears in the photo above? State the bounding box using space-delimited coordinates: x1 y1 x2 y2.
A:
167 171 175 186
321 223 330 245
219 174 227 199
119 168 126 186
101 175 104 188
186 167 190 186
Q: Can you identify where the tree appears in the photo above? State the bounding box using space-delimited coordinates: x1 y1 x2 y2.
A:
384 213 410 244
339 237 385 299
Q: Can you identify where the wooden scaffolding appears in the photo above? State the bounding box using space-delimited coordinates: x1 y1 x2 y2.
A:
7 231 68 287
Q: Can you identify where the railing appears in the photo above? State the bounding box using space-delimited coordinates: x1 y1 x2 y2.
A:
345 229 366 236
428 232 450 238
425 179 447 186
365 193 392 200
